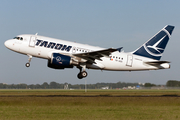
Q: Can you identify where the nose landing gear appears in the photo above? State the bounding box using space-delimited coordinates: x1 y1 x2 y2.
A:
25 54 32 67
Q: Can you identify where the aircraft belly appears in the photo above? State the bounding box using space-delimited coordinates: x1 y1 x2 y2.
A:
100 58 159 71
87 62 105 69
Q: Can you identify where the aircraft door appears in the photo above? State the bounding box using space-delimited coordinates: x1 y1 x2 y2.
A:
29 36 36 47
126 55 133 67
72 47 76 53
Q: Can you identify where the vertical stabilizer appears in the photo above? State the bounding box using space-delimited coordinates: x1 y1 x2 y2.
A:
133 25 174 60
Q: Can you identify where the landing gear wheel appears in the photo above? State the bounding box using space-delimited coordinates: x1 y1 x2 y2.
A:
25 63 30 67
77 66 88 79
25 55 32 68
77 71 88 79
81 71 88 78
77 73 83 79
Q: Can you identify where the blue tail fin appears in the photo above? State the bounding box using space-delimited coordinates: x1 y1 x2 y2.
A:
133 25 174 60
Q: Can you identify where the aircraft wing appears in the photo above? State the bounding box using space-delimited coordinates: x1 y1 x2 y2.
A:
73 48 120 63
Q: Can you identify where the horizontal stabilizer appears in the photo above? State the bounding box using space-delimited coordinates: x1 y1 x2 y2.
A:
144 61 170 65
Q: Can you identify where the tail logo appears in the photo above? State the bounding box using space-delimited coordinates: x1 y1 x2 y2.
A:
143 29 170 57
133 25 174 60
146 35 166 54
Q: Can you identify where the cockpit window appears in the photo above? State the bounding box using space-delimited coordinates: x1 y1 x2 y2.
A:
13 37 23 40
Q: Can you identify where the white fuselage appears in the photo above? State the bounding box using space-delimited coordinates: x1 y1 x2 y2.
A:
4 34 170 71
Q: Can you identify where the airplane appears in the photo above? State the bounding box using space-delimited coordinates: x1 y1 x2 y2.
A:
4 25 174 79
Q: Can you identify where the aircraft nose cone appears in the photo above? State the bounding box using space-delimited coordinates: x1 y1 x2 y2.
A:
4 41 9 48
4 40 12 49
4 40 10 48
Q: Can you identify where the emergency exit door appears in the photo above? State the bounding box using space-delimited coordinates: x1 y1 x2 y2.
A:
126 55 133 67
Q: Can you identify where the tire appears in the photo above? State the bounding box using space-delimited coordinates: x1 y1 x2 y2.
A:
25 63 30 67
81 71 88 78
77 73 83 79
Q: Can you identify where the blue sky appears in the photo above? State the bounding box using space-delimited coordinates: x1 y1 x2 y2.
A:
1 0 180 85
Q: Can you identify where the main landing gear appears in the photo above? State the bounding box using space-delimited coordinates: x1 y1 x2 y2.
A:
77 65 88 79
25 54 32 67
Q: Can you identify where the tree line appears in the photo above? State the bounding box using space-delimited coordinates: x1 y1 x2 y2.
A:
166 80 180 87
0 81 140 89
144 80 180 87
0 80 177 89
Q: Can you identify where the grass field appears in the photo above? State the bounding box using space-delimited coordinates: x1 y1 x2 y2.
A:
0 89 180 120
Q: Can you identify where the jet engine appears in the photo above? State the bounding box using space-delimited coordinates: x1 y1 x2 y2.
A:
48 53 78 69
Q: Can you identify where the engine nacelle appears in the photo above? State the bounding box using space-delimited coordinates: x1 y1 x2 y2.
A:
48 53 75 69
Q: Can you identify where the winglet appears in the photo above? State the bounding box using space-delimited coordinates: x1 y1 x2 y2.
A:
117 47 123 52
